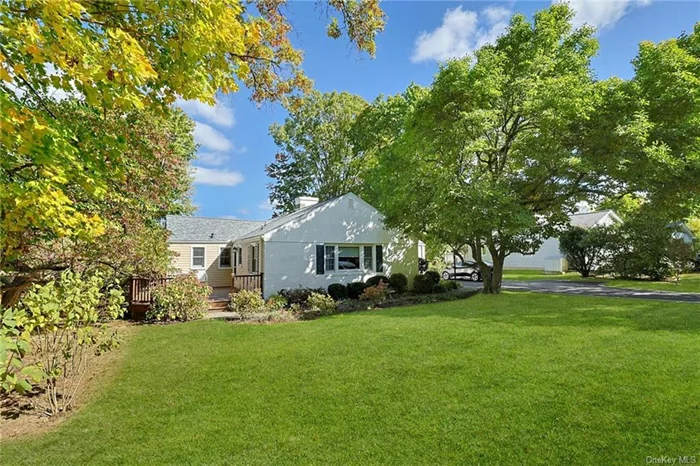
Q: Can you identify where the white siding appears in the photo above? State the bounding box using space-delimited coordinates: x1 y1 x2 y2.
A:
260 194 419 296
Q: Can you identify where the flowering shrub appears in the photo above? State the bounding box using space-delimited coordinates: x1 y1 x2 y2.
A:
228 289 266 319
360 281 390 303
149 274 211 322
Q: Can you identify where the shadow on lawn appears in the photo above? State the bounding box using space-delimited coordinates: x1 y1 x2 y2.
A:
377 292 700 334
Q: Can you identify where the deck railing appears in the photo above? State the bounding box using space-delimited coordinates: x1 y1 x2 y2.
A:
128 276 170 304
232 273 263 294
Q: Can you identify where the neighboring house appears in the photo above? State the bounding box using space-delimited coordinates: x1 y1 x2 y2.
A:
166 193 423 296
668 221 695 244
465 210 623 273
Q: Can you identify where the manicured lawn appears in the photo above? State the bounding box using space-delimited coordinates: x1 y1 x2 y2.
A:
607 274 700 293
3 293 699 465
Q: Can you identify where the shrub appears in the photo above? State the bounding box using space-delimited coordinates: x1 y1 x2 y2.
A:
424 270 441 284
438 279 460 292
228 289 266 319
365 275 388 287
413 274 435 294
265 294 288 311
280 287 326 306
388 273 408 293
327 283 348 301
149 274 211 322
360 281 390 303
347 281 369 299
306 292 337 316
2 271 125 414
559 226 614 278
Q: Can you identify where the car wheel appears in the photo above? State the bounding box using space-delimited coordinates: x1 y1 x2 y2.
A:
470 272 479 282
442 271 451 280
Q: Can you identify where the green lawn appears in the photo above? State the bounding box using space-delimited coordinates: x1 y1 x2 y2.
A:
606 274 700 293
4 293 700 465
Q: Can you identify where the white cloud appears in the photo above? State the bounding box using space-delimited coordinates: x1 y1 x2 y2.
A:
193 122 232 153
176 99 235 127
554 0 651 31
411 6 512 63
258 199 276 211
195 151 230 166
191 166 244 187
237 208 251 215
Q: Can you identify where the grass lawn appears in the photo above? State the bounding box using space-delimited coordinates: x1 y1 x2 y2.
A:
606 274 700 293
3 293 699 465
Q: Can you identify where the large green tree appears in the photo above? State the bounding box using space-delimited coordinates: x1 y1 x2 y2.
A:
1 102 196 307
0 0 386 305
266 90 368 214
581 23 700 222
368 4 603 293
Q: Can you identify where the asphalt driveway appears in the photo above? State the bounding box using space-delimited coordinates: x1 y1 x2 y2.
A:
459 279 700 304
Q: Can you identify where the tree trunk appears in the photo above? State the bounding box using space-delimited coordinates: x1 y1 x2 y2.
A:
1 276 33 308
483 255 504 294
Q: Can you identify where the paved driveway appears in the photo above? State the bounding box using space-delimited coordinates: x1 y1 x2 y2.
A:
459 279 700 304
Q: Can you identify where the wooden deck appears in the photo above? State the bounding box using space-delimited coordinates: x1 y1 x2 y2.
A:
127 277 232 319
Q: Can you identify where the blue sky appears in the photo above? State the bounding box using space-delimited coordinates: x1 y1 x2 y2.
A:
179 1 699 220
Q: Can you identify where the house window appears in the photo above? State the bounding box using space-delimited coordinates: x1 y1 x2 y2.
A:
249 244 259 273
219 247 231 268
192 247 205 268
237 247 243 265
363 246 373 270
325 245 336 271
338 246 360 270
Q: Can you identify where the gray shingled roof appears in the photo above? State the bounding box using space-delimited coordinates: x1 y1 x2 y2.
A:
569 210 615 229
166 215 265 243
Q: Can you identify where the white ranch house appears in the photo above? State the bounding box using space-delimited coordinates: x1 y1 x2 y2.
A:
166 193 423 297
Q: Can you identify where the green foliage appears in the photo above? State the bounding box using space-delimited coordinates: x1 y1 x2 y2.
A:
360 281 389 303
279 287 326 306
228 289 266 320
265 294 288 312
365 4 607 295
265 91 368 214
347 282 369 300
149 275 211 322
0 1 386 307
602 215 694 281
438 280 460 292
1 270 125 414
365 275 388 287
559 226 616 278
424 271 441 285
327 283 349 301
306 292 338 316
412 274 435 294
388 273 408 293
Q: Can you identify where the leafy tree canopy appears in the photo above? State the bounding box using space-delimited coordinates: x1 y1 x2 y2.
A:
367 4 602 293
0 0 386 305
266 90 368 214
